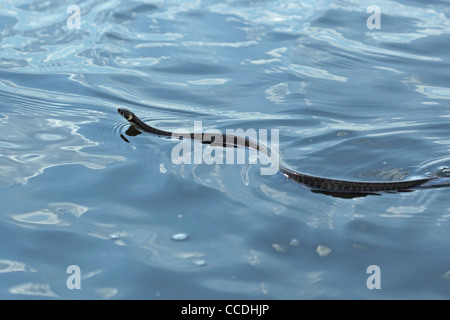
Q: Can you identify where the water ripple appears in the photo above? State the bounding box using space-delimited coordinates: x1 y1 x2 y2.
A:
305 27 441 61
0 260 26 273
416 85 450 100
0 0 449 300
289 64 348 82
8 283 58 298
11 203 90 227
0 107 124 187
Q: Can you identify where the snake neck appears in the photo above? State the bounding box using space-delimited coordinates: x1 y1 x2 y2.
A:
132 118 172 136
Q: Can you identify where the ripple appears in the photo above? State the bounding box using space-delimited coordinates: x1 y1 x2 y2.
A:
333 0 450 39
0 260 26 273
95 288 119 299
181 40 258 48
386 206 426 214
12 209 61 225
0 110 125 187
11 203 90 227
0 58 28 69
0 83 72 116
0 0 448 300
8 283 58 298
112 119 133 137
265 83 292 104
272 244 287 253
106 25 183 42
305 27 441 61
289 64 347 82
315 245 332 257
115 57 168 67
209 1 330 31
186 78 231 86
35 133 65 141
368 32 427 43
172 233 189 241
416 85 450 100
417 156 450 174
0 140 20 149
193 259 207 267
240 163 251 186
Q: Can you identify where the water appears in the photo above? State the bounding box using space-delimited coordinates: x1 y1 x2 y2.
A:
0 0 449 299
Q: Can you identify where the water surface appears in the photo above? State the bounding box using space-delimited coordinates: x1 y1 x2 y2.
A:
0 0 449 299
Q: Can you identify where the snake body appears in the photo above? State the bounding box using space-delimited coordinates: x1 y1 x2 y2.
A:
118 108 434 194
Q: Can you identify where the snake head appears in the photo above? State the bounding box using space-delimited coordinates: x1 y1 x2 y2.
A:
118 108 135 122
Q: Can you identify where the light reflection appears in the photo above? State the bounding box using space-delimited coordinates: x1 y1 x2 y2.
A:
265 83 292 104
373 66 402 74
386 205 426 214
315 245 332 257
11 203 90 226
294 118 427 138
8 282 58 297
209 1 330 29
134 42 179 48
289 64 347 82
107 25 183 42
416 85 450 100
367 130 417 137
0 112 124 187
96 288 118 299
368 32 427 43
186 78 231 85
260 184 293 206
248 58 280 65
0 260 26 273
181 40 258 48
192 164 227 193
332 0 450 38
12 209 61 226
115 57 168 67
266 47 287 58
305 27 441 61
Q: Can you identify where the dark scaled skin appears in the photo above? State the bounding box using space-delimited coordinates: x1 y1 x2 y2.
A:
118 108 434 194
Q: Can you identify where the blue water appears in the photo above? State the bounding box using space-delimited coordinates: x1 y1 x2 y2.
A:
0 0 449 299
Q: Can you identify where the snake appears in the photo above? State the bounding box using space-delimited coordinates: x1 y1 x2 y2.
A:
118 108 439 195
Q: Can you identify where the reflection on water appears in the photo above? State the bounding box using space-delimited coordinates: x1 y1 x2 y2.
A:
0 260 26 274
0 112 124 187
11 203 89 227
416 85 450 100
8 283 58 298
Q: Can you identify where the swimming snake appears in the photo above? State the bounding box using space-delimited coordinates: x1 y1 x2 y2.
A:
118 108 443 195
